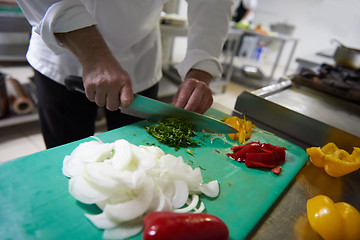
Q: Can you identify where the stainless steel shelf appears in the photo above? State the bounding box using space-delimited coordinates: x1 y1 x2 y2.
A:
0 44 28 62
0 111 38 128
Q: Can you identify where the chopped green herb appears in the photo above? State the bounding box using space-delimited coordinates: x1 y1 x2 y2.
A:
145 118 200 151
199 166 206 171
185 148 194 156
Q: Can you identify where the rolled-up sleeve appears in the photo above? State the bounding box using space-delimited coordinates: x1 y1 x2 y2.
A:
16 0 97 55
176 0 233 80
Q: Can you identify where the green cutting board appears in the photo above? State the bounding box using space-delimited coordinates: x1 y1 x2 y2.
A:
0 110 308 240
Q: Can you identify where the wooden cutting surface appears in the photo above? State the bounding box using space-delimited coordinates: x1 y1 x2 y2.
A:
0 109 308 240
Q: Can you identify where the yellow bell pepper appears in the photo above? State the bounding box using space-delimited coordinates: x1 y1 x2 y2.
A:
307 195 360 240
224 116 254 144
306 142 360 177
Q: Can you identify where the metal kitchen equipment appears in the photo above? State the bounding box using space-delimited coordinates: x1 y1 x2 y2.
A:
331 39 360 70
235 79 360 152
292 63 360 104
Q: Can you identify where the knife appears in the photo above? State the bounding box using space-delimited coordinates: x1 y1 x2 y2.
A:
64 76 238 133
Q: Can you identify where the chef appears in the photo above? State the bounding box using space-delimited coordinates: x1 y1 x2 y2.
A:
15 0 233 148
232 0 257 23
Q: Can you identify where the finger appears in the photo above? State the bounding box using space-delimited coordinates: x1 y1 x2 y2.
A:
173 79 197 108
93 81 107 107
85 85 96 102
94 90 107 107
120 84 133 108
183 81 212 113
173 87 193 109
183 87 203 112
106 87 121 111
195 95 213 114
172 89 180 106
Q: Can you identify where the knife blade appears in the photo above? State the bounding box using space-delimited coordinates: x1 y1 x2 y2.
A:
64 76 238 133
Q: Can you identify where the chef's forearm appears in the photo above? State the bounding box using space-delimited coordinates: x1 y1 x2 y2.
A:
54 25 112 67
185 69 212 85
176 0 232 81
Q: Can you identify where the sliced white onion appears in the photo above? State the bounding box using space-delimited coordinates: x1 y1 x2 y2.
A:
111 140 133 170
148 186 172 212
62 141 113 178
131 145 158 170
194 201 205 213
69 176 109 204
174 194 199 213
185 168 204 189
85 212 118 229
104 175 154 222
62 155 84 178
83 163 121 189
63 139 220 239
172 180 189 209
90 135 104 143
199 180 220 198
71 141 114 163
83 163 133 190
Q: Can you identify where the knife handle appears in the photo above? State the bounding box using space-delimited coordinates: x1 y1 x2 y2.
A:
64 75 85 94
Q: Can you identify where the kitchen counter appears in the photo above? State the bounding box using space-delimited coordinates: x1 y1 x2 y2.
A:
232 80 360 239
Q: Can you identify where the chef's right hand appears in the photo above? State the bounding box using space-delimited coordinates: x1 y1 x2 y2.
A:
55 25 133 111
82 52 133 111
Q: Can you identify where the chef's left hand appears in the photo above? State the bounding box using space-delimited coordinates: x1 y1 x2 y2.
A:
172 69 213 114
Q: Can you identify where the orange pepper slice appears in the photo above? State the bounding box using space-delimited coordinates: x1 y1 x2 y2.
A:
224 116 254 144
306 143 360 177
224 116 241 141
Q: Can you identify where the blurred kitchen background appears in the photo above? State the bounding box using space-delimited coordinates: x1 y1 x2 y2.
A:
1 0 359 163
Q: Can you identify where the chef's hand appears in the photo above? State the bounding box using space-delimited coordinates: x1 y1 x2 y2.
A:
172 69 213 114
81 53 133 111
55 25 133 111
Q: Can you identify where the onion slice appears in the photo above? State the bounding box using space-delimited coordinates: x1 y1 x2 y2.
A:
85 212 118 229
199 180 219 198
174 194 200 213
63 139 220 239
172 180 189 208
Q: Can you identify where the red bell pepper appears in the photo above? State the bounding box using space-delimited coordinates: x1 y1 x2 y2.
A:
227 141 287 173
232 142 262 160
245 152 277 168
143 212 229 240
271 166 282 174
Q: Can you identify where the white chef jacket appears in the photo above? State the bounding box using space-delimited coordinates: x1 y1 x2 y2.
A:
16 0 233 93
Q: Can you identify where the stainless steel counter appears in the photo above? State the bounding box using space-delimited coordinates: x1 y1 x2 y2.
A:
223 80 360 239
262 86 360 137
236 79 360 152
